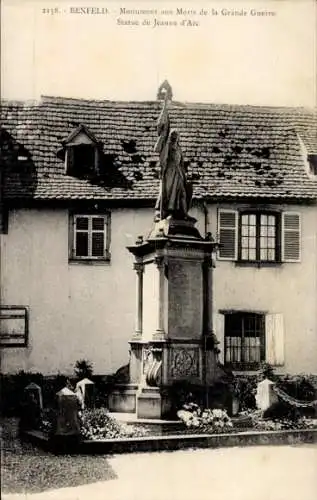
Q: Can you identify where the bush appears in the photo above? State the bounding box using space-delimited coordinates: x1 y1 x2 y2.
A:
232 376 258 411
74 360 94 380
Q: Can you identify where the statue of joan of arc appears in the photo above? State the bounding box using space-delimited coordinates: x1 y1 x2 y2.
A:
154 96 192 221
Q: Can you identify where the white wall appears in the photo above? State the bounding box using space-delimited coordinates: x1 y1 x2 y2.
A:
1 202 316 375
0 207 154 374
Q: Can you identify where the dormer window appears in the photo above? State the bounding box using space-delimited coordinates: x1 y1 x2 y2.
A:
308 154 317 175
61 124 101 178
66 144 97 177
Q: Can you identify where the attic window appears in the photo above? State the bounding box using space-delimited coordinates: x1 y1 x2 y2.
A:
67 144 97 177
62 124 100 178
308 154 317 175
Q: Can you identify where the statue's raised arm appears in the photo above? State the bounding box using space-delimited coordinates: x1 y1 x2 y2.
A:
154 98 192 221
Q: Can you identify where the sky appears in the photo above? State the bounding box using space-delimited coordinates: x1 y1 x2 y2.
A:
1 0 316 106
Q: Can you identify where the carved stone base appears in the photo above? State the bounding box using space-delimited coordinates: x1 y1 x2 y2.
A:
137 387 163 419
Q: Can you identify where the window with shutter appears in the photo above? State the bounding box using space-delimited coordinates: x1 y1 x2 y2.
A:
282 212 301 262
70 212 111 262
218 209 300 264
218 210 238 260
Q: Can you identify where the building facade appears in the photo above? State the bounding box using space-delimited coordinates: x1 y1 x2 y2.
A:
1 94 316 375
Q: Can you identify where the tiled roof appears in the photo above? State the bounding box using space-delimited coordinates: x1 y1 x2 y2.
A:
1 96 317 202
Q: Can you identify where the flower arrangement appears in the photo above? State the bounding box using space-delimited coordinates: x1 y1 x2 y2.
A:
177 403 233 433
78 408 148 440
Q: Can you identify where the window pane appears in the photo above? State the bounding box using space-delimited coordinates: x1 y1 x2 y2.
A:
76 217 89 230
261 214 268 225
76 232 88 256
249 215 256 225
249 237 256 249
92 232 104 257
241 249 248 260
225 314 242 335
268 238 275 248
241 237 249 248
241 215 249 225
249 226 256 237
260 225 267 236
241 226 248 236
92 217 104 230
267 248 275 261
260 248 267 260
268 226 275 237
268 215 276 226
249 249 256 260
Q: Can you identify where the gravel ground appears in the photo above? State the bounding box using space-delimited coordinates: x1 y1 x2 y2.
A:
1 419 116 494
2 443 317 500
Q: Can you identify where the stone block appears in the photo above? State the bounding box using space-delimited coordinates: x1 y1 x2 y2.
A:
108 385 137 413
137 387 162 419
255 378 279 412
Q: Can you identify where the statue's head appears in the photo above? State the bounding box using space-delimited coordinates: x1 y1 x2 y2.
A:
170 129 179 144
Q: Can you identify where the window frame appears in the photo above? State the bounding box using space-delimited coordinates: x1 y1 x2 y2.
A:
69 211 111 263
237 210 281 264
224 311 266 370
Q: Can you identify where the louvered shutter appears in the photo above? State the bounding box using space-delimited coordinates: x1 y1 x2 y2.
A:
282 212 301 262
214 313 225 364
265 313 284 366
218 210 238 260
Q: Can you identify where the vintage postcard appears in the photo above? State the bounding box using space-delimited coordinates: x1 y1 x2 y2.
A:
1 0 316 499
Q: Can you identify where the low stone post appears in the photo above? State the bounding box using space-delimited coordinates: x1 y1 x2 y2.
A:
55 387 81 438
75 378 95 409
255 378 279 413
20 382 43 431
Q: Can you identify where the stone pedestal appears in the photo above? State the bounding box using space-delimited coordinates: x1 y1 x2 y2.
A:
255 378 279 412
20 383 43 431
127 216 219 419
75 378 95 409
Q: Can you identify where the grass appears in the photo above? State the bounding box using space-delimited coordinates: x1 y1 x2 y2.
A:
1 418 117 494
